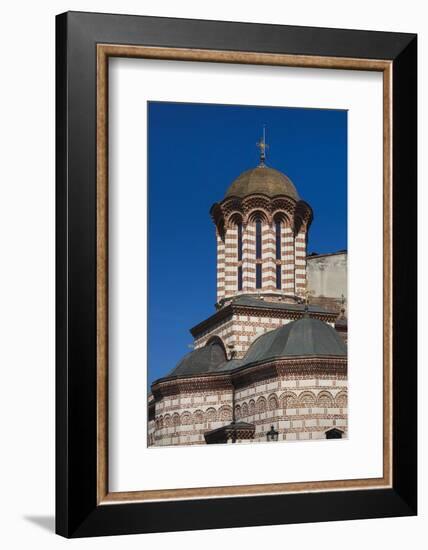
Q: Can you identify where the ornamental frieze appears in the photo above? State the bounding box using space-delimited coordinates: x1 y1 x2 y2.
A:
210 193 312 236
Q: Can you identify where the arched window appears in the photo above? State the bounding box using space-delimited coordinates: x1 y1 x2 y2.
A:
276 265 282 289
255 219 262 289
237 221 243 291
256 263 262 288
237 222 243 261
275 221 281 260
275 220 282 289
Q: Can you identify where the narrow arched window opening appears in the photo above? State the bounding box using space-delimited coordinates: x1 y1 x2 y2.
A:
256 264 262 288
255 219 262 289
255 220 262 259
275 220 282 289
237 223 243 261
238 266 243 291
237 222 243 291
275 221 281 260
276 265 281 289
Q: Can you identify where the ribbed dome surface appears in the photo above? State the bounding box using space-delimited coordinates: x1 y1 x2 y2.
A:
226 166 298 200
243 316 347 364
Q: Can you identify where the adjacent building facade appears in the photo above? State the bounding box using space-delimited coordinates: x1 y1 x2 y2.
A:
148 137 348 447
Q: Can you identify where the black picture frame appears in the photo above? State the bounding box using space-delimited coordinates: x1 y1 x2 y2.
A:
56 11 417 538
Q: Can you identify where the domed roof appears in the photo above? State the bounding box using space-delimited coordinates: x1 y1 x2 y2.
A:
166 340 226 378
226 166 299 200
242 316 347 364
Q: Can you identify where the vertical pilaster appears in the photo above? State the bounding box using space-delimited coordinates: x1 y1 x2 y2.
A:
263 222 276 291
243 224 256 292
216 231 225 302
283 225 295 293
295 225 307 295
224 226 237 298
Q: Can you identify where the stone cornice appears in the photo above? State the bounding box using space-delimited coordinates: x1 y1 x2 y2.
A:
151 355 347 400
190 303 234 337
151 374 233 399
232 356 347 389
210 193 313 235
190 303 338 337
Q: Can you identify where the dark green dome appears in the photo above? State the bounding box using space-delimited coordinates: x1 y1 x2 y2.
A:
159 317 345 382
243 316 347 364
226 166 298 200
166 340 226 378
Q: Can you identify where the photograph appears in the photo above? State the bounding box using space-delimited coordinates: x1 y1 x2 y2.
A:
0 1 420 545
147 101 348 446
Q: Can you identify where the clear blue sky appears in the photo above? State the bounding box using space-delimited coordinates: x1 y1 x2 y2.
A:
148 101 347 384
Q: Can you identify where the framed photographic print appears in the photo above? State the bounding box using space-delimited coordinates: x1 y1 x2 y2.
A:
56 11 417 538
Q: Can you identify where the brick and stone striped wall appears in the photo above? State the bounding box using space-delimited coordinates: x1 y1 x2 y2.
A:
212 195 313 304
295 226 307 296
242 224 255 293
148 372 347 447
193 310 335 359
282 225 295 293
218 218 306 302
216 231 226 301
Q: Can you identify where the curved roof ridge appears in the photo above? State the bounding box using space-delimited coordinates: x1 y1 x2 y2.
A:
159 317 346 383
241 317 346 365
166 341 226 378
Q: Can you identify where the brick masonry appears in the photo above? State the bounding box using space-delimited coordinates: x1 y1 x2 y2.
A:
148 177 347 447
193 311 335 359
148 367 347 446
211 194 313 304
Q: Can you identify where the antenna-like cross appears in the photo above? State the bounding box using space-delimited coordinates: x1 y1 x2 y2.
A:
301 287 313 317
303 288 312 306
256 125 269 166
340 294 346 317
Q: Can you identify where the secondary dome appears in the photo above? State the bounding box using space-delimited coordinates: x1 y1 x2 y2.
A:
165 340 226 378
225 166 299 200
242 316 347 364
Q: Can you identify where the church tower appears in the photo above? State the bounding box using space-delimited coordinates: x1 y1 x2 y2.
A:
189 131 335 360
210 129 313 306
148 130 347 447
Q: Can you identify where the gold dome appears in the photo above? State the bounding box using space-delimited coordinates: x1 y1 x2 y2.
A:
225 166 299 200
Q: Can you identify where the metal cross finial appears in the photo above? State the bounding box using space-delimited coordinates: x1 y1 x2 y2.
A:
256 125 269 166
302 287 312 316
303 288 312 305
340 294 346 316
